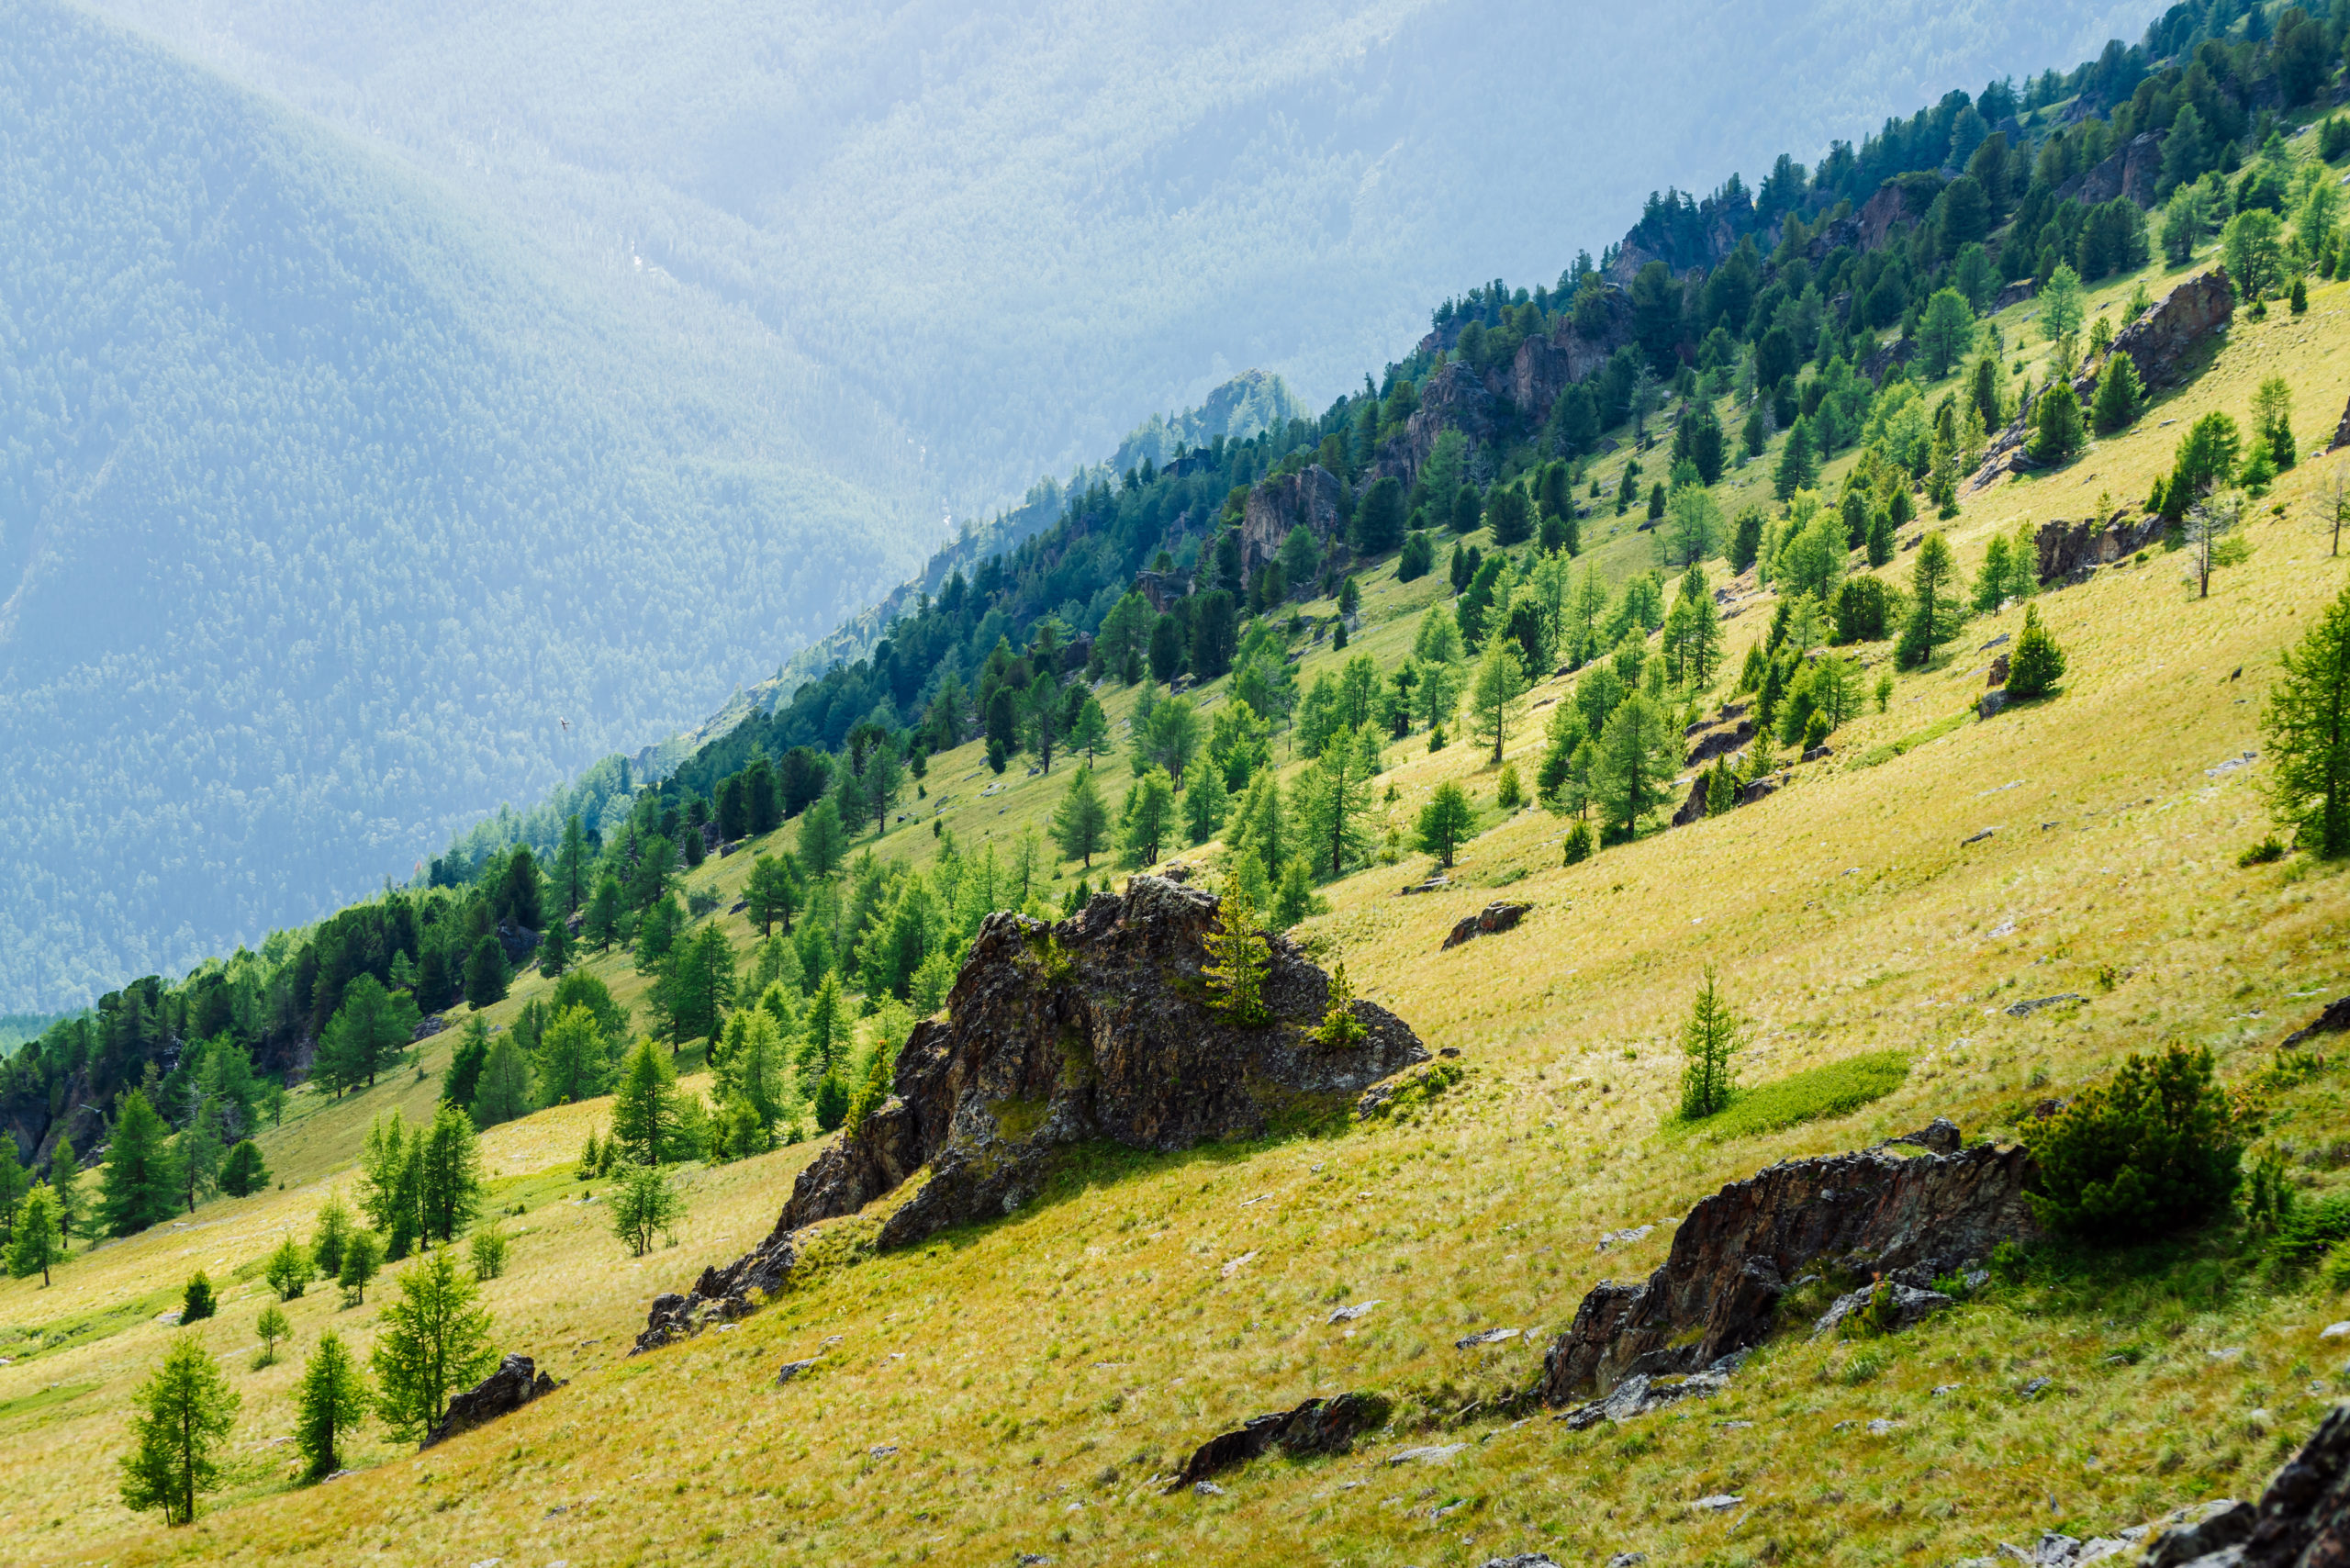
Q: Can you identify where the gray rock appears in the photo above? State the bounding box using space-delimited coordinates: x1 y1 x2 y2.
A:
640 877 1426 1349
1540 1134 2034 1404
1559 1359 1739 1429
2006 994 2085 1018
2140 1500 2252 1567
1988 654 2012 687
1443 902 1532 950
1810 1282 1954 1339
1879 1118 1964 1156
1606 1555 1649 1568
1456 1327 1522 1349
1478 1557 1562 1568
774 1359 820 1384
1595 1225 1655 1252
2284 998 2350 1048
422 1354 561 1448
1168 1391 1392 1490
1980 689 2010 721
1693 1493 1744 1512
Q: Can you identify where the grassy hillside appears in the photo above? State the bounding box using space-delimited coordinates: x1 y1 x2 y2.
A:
0 0 932 1011
6 233 2347 1564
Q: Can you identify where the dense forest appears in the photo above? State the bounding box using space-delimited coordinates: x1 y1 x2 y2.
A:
9 0 2345 1226
0 0 931 1011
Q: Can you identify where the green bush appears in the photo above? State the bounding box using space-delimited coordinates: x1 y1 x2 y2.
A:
2026 1044 2247 1241
1673 1049 1908 1138
2270 1194 2350 1275
2003 605 2066 700
181 1271 217 1323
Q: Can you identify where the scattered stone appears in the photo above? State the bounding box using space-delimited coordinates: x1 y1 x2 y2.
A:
1866 1417 1901 1436
2333 391 2350 454
1987 654 2012 688
412 1014 447 1043
1739 774 1782 807
2136 1499 2253 1566
2006 994 2085 1018
1606 1555 1649 1568
1684 716 1756 768
1694 1494 1744 1512
1803 744 1834 763
1539 1127 2034 1403
1595 1225 1656 1252
1877 1118 1964 1156
1671 775 1710 829
423 1354 563 1449
1388 1442 1469 1465
2319 1323 2350 1340
1456 1327 1522 1350
1560 1361 1740 1429
1933 1383 1962 1397
1963 827 1998 845
1191 1481 1224 1496
1398 876 1452 895
868 1444 897 1459
775 1359 820 1384
1443 902 1532 950
1479 1557 1562 1568
2207 751 2259 777
1810 1282 1954 1340
1982 633 2011 651
641 877 1426 1350
1328 1300 1382 1325
2284 998 2350 1048
2020 1376 2053 1398
2109 266 2233 390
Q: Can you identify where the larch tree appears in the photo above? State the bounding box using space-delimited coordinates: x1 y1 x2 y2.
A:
118 1334 241 1526
100 1090 180 1238
1050 767 1111 868
1468 638 1529 765
294 1331 370 1481
371 1248 497 1447
1593 692 1678 843
2262 581 2350 858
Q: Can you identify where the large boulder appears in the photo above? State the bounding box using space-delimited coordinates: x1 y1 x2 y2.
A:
1537 1134 2035 1403
637 877 1427 1351
422 1354 560 1448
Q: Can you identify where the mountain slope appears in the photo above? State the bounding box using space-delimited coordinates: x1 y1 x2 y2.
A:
0 0 932 1008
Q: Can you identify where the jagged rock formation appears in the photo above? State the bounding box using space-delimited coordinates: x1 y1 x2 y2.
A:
638 876 1426 1351
421 1354 561 1448
1684 715 1754 768
1538 1131 2034 1403
1511 290 1639 424
2109 266 2232 389
2054 130 2165 208
1969 271 2232 495
1671 777 1710 828
2035 511 2168 583
2286 998 2350 1048
2331 392 2350 453
1169 1392 1391 1489
1405 362 1503 471
1239 465 1341 579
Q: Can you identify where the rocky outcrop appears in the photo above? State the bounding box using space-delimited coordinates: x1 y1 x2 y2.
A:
1671 777 1710 828
1858 176 1937 251
1442 902 1530 950
1685 716 1754 767
1404 362 1503 475
1240 465 1342 582
1512 290 1638 423
2137 1402 2350 1566
1537 1134 2035 1403
1169 1392 1391 1489
2054 131 2164 209
1134 567 1191 614
1859 334 1917 386
2109 267 2232 389
1559 1356 1743 1429
2034 511 2167 583
422 1354 561 1448
1992 278 2038 312
2331 392 2350 453
639 877 1426 1350
2286 997 2350 1048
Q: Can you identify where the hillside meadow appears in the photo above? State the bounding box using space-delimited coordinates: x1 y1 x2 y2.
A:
5 256 2349 1566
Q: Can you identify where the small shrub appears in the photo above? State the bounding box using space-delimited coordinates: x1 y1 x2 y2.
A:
2239 836 2286 867
264 1236 311 1301
2003 605 2066 699
1988 1239 2031 1286
2270 1194 2350 1275
1842 1349 1886 1384
2322 1238 2350 1293
1495 764 1524 811
1676 1050 1909 1139
2027 1044 2249 1242
181 1271 217 1324
1561 822 1594 865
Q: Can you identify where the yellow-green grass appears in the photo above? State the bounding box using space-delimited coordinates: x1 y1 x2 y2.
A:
6 259 2350 1567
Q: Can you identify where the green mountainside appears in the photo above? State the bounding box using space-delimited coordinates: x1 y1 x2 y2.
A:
0 0 932 1009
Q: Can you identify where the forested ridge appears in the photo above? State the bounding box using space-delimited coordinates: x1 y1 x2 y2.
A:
0 0 930 1011
8 0 2344 1219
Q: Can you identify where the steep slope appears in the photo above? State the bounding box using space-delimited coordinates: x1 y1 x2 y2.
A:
5 264 2346 1567
84 0 2163 513
0 0 931 1008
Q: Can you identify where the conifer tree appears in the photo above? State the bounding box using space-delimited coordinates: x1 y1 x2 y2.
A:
175 1102 225 1213
1202 879 1272 1026
2004 605 2068 700
417 1103 485 1246
322 974 422 1092
1312 961 1367 1047
101 1090 180 1238
1897 532 1961 666
471 1035 533 1129
1676 966 1742 1120
535 915 571 980
337 1229 382 1306
441 1014 489 1112
7 1185 62 1284
0 1137 25 1243
254 1304 290 1367
531 1004 609 1107
311 1193 354 1281
294 1331 369 1481
218 1139 268 1198
610 1163 686 1259
180 1271 217 1322
1468 638 1529 764
611 1039 686 1167
371 1248 497 1446
554 812 591 920
1050 767 1111 868
1183 763 1228 845
1118 767 1177 868
2091 352 2143 432
1298 724 1380 876
583 872 623 953
744 854 800 935
800 972 848 1085
119 1334 240 1525
2030 383 2085 461
265 1235 310 1300
2261 581 2350 857
47 1138 81 1243
1414 781 1476 868
464 936 509 1010
1593 692 1678 843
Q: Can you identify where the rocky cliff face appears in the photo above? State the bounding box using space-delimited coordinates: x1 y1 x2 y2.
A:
1539 1135 2035 1403
2109 266 2232 389
1511 289 1638 424
2055 130 2165 209
1239 465 1342 578
1404 362 1503 474
638 875 1427 1351
2035 510 2168 583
